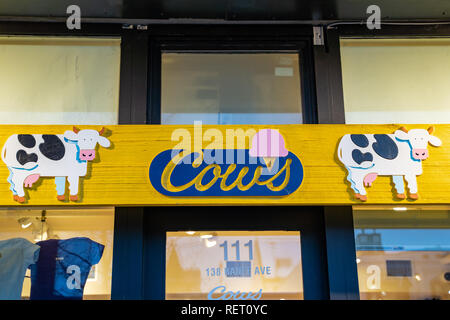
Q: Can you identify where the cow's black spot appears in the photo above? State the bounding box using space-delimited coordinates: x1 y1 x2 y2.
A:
39 135 65 161
16 150 38 165
372 134 398 160
18 134 36 148
352 149 373 165
351 134 369 148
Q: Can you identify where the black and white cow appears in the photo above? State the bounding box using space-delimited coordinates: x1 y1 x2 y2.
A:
337 127 442 201
1 127 110 203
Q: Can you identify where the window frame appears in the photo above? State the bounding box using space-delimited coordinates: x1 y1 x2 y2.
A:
141 206 330 300
335 24 450 125
148 35 318 124
0 22 135 124
0 34 122 125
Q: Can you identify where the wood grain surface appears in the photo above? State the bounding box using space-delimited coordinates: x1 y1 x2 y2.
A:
0 124 447 206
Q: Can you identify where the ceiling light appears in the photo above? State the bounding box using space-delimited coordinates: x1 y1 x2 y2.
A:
200 234 213 239
21 222 32 229
393 207 407 212
186 231 196 235
356 258 361 264
205 239 217 248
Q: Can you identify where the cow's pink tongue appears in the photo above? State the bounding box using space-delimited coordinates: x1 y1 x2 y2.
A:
80 149 96 161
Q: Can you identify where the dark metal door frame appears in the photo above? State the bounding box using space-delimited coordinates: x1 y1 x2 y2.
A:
141 206 330 300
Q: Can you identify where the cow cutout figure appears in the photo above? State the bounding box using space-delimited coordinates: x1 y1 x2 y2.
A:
1 127 111 203
337 126 442 202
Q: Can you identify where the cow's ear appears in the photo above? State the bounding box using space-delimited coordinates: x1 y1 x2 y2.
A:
97 136 111 148
394 129 409 141
64 130 79 141
428 135 442 147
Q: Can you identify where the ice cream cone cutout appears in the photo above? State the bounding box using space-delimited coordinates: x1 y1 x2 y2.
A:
263 157 276 171
249 129 288 175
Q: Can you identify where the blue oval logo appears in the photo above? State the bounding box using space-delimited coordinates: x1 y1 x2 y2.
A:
149 149 303 196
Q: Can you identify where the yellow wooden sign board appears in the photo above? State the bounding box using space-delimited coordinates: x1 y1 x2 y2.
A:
0 124 448 206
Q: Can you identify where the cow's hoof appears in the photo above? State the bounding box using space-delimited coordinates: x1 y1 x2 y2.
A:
13 195 25 203
355 194 367 202
409 193 419 200
396 193 406 199
57 195 66 201
70 195 79 201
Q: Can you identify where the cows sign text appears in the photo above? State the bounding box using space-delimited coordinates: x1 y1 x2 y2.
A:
149 129 304 196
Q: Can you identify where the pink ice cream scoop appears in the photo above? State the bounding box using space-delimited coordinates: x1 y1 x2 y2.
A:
249 129 288 171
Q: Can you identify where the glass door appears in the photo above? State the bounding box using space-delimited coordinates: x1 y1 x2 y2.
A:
141 206 329 300
166 230 303 300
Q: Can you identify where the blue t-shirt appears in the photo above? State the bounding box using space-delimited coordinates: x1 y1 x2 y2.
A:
30 237 104 300
0 238 40 300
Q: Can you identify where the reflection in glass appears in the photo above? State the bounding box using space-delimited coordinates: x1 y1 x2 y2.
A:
166 231 303 300
0 36 120 125
162 53 302 125
341 38 450 124
354 206 450 300
0 207 114 300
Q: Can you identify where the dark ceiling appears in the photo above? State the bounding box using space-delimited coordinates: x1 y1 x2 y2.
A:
0 0 450 22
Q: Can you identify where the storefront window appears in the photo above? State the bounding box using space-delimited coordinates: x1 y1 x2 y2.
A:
340 38 450 124
0 207 114 300
166 231 303 300
161 53 302 125
353 205 450 300
0 36 121 125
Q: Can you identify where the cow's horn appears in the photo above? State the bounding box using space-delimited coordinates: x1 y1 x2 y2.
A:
73 126 80 133
399 126 408 133
98 127 105 136
427 126 435 134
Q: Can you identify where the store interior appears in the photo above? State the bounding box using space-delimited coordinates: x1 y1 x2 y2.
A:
0 207 114 300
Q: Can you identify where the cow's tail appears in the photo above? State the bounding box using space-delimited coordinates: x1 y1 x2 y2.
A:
1 142 7 164
337 139 344 163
